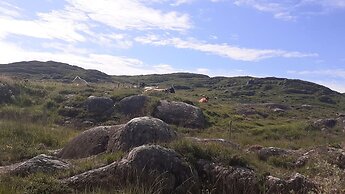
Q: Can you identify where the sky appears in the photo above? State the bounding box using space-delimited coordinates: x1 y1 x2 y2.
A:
0 0 345 92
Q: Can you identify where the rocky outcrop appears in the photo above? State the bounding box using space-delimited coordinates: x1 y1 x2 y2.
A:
86 96 114 115
107 117 176 152
153 100 205 128
58 126 122 159
196 160 261 194
64 145 200 194
10 154 70 176
266 173 318 194
119 95 150 116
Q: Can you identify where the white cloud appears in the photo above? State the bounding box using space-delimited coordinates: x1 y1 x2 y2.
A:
234 0 297 21
196 68 210 74
234 0 345 21
170 0 194 6
0 6 88 42
0 41 177 75
288 69 345 79
66 0 191 31
135 35 318 61
287 69 345 92
0 0 191 43
91 33 134 49
0 1 22 17
316 81 345 93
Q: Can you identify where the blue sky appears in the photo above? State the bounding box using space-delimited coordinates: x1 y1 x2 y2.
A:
0 0 345 92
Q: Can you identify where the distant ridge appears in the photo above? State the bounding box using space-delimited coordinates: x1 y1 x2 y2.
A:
0 61 342 104
0 61 112 82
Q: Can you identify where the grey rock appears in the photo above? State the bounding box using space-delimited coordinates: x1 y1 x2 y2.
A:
266 173 318 194
153 100 205 128
86 96 114 115
64 145 200 194
107 117 176 152
313 119 337 129
119 95 149 116
10 154 70 176
257 147 291 160
264 103 290 110
58 125 122 159
0 82 15 104
186 137 240 149
196 159 261 194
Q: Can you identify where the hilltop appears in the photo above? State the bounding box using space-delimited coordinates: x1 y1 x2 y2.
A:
0 61 112 83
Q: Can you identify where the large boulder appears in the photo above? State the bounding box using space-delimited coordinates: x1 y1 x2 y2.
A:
153 100 205 128
10 154 70 176
312 119 337 130
196 159 261 194
119 95 150 116
0 82 15 104
65 145 200 194
266 173 318 194
86 96 114 115
58 126 122 159
107 117 176 152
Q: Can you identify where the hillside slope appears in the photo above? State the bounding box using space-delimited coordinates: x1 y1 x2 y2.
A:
0 61 112 82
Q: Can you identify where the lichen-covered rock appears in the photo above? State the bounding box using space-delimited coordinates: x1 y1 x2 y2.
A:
58 126 122 159
107 117 176 152
266 173 318 194
196 159 261 194
153 100 205 128
64 145 200 194
119 95 150 116
86 96 114 115
10 154 70 176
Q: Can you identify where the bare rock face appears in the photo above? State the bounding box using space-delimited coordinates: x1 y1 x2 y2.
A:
196 159 261 194
58 126 122 159
64 145 200 194
10 154 70 176
86 96 114 115
266 173 318 194
153 100 206 129
119 95 150 116
107 117 176 152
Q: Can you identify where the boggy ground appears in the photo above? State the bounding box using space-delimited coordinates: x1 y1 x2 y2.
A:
1 74 345 193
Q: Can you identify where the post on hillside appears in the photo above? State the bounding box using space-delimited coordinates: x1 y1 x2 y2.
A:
228 120 233 139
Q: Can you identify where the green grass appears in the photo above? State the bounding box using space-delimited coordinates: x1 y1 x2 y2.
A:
1 74 345 192
0 119 77 165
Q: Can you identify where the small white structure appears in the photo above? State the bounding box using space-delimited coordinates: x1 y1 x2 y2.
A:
72 76 88 86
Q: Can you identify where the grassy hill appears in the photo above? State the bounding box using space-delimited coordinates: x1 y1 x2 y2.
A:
0 61 112 83
1 61 345 193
